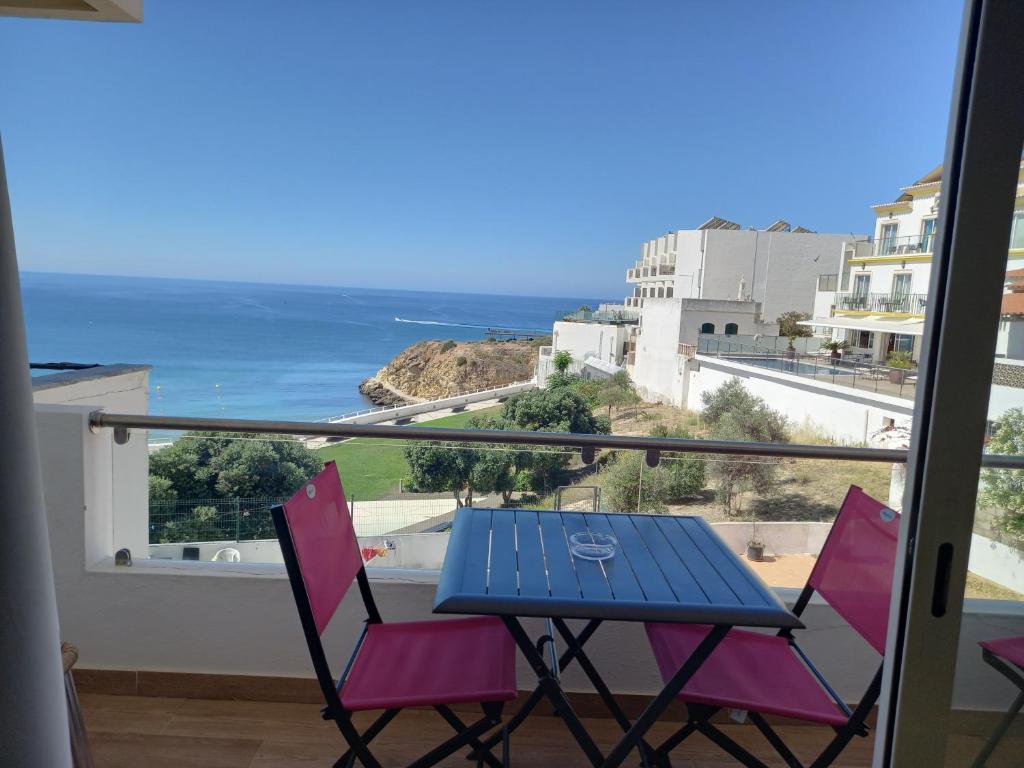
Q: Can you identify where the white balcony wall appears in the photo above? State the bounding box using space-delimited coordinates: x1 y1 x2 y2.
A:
34 365 150 560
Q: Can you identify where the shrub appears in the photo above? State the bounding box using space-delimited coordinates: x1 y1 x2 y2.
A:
603 451 669 514
440 339 457 352
981 409 1024 544
700 379 789 515
886 351 913 369
455 355 467 366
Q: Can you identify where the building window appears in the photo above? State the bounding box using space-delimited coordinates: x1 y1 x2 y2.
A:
724 323 738 335
700 322 715 334
892 334 915 354
665 286 673 298
920 218 936 252
851 330 874 348
1011 210 1024 250
880 222 899 255
853 273 871 303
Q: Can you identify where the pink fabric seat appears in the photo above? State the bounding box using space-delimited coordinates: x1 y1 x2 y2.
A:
645 623 848 726
980 636 1024 669
341 616 517 711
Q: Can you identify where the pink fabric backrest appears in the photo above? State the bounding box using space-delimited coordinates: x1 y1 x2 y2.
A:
807 486 900 655
281 461 363 636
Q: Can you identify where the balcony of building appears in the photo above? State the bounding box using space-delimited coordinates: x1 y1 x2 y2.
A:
870 233 936 258
832 291 928 316
626 262 676 282
35 371 1023 768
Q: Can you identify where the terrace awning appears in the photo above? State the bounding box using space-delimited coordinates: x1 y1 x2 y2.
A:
798 316 926 336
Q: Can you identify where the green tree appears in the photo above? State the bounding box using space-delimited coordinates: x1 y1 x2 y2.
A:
603 451 669 514
981 409 1024 543
156 505 224 545
776 311 812 339
149 432 324 499
403 442 480 507
701 379 789 515
148 475 178 504
597 370 641 419
552 350 573 374
650 423 707 499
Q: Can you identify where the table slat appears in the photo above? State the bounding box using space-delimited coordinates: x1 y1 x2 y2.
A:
514 510 550 598
629 514 710 604
537 512 581 601
601 514 673 602
559 512 613 601
653 516 742 605
488 510 519 596
459 508 493 595
675 517 765 605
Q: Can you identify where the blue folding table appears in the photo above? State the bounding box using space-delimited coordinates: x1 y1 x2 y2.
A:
433 507 802 768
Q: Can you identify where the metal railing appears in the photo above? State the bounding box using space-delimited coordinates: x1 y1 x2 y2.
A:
873 233 935 257
834 292 928 314
90 411 1024 470
697 337 919 399
627 263 676 280
561 308 640 324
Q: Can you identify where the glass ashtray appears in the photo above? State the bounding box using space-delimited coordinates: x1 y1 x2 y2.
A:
569 531 618 561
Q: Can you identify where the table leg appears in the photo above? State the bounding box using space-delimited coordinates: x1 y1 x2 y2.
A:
470 618 603 759
552 618 657 764
601 624 732 768
502 615 607 767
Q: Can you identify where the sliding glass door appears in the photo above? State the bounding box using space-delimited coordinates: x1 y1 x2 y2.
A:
877 2 1024 765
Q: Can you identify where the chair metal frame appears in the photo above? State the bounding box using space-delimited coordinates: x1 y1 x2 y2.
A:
970 644 1024 768
649 486 894 768
272 470 509 768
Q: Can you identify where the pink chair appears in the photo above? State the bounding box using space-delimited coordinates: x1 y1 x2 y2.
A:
971 636 1024 767
272 461 517 768
644 486 899 767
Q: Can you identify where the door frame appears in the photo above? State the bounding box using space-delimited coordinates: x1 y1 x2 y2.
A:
876 1 1024 765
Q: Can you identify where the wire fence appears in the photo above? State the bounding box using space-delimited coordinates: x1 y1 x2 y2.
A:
148 495 462 544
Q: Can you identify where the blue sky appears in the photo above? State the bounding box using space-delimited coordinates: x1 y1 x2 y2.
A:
1 1 963 298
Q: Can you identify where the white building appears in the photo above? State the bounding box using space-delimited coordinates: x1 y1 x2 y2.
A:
618 218 862 402
807 162 1024 362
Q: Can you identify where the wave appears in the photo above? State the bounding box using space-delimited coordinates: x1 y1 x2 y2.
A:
394 317 492 330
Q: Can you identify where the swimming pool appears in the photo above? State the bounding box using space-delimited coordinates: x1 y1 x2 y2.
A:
723 356 859 376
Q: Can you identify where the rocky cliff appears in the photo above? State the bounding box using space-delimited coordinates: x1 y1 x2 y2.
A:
360 339 541 404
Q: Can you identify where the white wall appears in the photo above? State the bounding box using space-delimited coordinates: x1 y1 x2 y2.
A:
551 321 629 365
701 230 855 320
33 366 150 561
686 356 914 443
996 318 1024 360
631 299 684 404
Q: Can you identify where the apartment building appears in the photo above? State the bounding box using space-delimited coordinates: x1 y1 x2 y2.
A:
808 162 1024 362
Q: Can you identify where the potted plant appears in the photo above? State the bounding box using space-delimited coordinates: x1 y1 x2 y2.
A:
819 339 848 360
784 335 797 360
746 520 765 561
886 351 914 384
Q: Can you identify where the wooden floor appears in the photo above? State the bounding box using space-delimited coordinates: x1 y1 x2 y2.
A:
79 693 1023 767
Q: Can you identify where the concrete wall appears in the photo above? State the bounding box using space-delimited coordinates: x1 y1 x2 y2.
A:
33 365 150 562
996 318 1024 361
701 230 854 320
35 404 1024 711
969 534 1024 595
686 356 914 443
631 299 685 404
551 321 629 366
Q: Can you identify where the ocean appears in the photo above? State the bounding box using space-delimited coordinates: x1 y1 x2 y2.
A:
21 272 606 423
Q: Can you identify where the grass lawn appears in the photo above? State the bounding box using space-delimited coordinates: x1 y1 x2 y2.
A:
318 406 502 501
